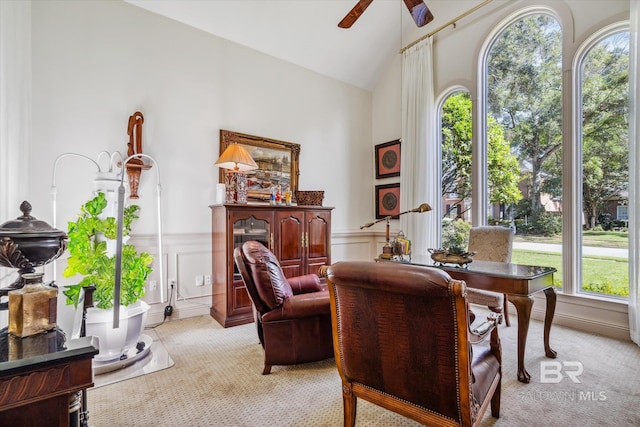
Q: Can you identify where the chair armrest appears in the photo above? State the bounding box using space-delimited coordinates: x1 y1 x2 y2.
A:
288 274 324 294
467 288 504 309
469 313 502 344
261 291 330 322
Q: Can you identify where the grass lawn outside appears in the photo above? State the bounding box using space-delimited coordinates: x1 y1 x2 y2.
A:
515 230 628 248
511 249 629 297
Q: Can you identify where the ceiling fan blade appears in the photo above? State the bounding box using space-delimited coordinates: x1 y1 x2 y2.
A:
403 0 434 27
338 0 374 29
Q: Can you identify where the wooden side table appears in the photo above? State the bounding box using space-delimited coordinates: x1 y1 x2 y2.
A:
0 328 98 426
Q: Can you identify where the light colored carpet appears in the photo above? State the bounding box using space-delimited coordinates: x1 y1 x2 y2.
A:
88 310 640 427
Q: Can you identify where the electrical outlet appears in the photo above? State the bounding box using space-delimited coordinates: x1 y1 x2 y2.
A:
204 275 212 286
169 278 176 288
148 280 157 291
195 275 204 287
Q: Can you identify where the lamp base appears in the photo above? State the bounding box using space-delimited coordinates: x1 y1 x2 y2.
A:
235 173 248 204
379 243 394 260
225 172 236 204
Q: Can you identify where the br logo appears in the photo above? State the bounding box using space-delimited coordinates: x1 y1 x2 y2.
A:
540 361 584 383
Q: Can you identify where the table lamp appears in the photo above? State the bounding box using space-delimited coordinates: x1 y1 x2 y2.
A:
360 203 432 259
215 143 258 204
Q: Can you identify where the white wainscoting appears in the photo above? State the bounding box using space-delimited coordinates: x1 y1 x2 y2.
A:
95 231 640 341
7 230 627 341
131 231 382 325
129 233 213 325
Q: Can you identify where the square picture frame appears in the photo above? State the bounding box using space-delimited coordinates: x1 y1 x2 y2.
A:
375 139 401 179
375 183 400 219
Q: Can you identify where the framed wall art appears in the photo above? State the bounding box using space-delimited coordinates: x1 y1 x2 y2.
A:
375 183 400 219
375 139 401 179
219 130 300 202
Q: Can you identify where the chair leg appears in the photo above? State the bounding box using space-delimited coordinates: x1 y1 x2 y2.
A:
343 386 357 427
503 294 511 327
262 364 272 375
491 377 501 418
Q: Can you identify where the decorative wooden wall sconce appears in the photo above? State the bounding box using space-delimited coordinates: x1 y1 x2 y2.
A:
125 111 151 199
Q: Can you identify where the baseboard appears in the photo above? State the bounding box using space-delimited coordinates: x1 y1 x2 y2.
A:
146 300 211 326
531 307 631 341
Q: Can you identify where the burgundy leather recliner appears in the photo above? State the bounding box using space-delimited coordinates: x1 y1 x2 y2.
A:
233 240 334 374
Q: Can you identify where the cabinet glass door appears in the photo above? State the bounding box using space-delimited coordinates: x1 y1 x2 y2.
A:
232 215 270 281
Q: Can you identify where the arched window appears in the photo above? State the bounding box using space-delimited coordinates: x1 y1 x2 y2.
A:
576 25 629 298
483 11 564 289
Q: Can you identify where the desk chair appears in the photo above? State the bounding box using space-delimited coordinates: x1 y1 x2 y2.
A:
467 226 514 326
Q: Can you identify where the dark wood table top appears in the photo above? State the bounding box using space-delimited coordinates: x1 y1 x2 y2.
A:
0 327 98 377
380 255 557 296
405 254 556 279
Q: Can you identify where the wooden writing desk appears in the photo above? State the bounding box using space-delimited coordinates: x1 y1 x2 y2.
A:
383 255 557 383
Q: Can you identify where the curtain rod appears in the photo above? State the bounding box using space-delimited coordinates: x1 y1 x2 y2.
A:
399 0 494 54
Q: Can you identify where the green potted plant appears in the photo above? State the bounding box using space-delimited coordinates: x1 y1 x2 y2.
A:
441 217 472 254
62 191 153 361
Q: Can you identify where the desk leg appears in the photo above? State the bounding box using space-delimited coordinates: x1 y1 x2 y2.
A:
509 294 534 383
543 287 558 359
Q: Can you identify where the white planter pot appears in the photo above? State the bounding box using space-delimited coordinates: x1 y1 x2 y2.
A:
85 300 150 362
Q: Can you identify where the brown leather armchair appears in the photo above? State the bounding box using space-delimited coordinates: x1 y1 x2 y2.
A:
326 261 501 427
233 240 334 374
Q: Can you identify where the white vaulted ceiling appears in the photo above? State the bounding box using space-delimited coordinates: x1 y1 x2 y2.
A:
124 0 478 91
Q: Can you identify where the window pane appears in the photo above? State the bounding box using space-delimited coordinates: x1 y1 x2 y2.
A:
487 14 563 289
441 91 473 250
580 31 629 298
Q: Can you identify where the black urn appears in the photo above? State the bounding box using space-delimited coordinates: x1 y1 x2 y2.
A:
0 201 68 294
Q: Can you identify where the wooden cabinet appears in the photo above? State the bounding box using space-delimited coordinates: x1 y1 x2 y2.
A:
210 204 333 327
274 209 332 278
0 332 98 427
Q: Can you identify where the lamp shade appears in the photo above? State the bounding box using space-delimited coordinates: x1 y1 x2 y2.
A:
215 143 258 172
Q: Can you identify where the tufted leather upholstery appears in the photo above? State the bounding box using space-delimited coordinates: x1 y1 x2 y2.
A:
244 246 293 310
234 241 334 374
326 261 501 427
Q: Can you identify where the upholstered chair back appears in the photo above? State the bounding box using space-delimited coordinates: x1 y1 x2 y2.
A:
468 226 513 263
236 241 293 312
326 261 502 426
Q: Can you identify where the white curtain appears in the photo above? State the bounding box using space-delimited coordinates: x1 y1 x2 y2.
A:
629 0 640 345
0 0 31 222
400 38 439 256
0 1 31 288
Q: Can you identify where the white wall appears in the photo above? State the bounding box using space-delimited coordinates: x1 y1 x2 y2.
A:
25 0 373 329
371 0 631 339
31 0 373 234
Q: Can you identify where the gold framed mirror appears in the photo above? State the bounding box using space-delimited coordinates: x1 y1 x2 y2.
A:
219 130 300 202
